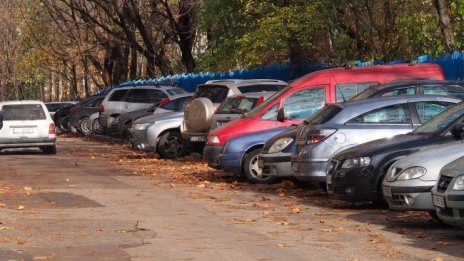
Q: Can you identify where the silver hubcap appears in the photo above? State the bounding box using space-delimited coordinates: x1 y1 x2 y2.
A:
248 154 264 179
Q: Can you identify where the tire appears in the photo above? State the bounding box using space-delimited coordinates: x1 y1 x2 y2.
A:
42 145 57 154
157 131 188 159
91 118 104 135
243 148 278 184
78 117 91 135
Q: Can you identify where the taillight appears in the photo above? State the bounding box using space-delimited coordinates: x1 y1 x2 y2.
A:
256 96 264 105
49 123 56 135
99 104 104 113
158 98 170 108
306 129 337 144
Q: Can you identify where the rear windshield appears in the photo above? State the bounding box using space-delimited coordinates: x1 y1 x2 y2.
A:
216 97 259 114
109 89 130 101
3 104 47 120
238 84 286 93
46 103 69 112
244 87 290 118
194 85 229 103
304 105 342 125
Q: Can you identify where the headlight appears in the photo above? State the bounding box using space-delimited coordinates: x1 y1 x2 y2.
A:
453 175 464 190
206 135 220 145
268 137 293 153
341 157 371 169
132 123 152 131
396 167 427 181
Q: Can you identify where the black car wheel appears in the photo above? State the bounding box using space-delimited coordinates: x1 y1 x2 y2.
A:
78 117 91 135
42 145 57 154
91 118 104 135
243 148 278 184
157 131 188 159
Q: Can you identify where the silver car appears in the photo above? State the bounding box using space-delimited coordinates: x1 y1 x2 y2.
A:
383 140 464 212
210 91 276 130
0 101 57 154
292 95 460 186
130 111 188 158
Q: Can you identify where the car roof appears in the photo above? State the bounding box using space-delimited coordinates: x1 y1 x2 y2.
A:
204 79 287 86
227 91 276 99
45 101 79 104
369 80 464 91
169 92 193 100
112 85 180 90
0 100 46 105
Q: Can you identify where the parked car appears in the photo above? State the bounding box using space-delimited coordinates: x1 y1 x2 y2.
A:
181 79 287 143
98 85 187 133
350 80 464 101
45 101 78 118
69 95 105 135
258 127 298 182
0 101 56 154
210 91 276 131
53 103 77 132
327 100 464 203
214 126 295 183
110 93 192 139
382 140 464 213
204 64 445 172
88 112 104 135
130 112 188 158
432 156 464 227
292 95 459 187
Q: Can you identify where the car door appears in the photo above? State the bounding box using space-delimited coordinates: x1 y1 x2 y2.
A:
411 101 456 129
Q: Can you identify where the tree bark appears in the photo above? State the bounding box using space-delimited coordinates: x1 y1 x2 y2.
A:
434 0 455 52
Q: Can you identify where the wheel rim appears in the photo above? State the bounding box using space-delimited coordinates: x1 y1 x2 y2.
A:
248 154 267 180
81 120 90 133
92 120 103 134
163 136 182 156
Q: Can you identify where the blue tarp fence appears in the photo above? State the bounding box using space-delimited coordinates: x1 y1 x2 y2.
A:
96 51 464 94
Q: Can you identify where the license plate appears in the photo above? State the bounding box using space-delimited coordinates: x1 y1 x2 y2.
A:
382 186 392 197
258 158 264 168
432 195 445 208
190 136 205 142
13 128 34 134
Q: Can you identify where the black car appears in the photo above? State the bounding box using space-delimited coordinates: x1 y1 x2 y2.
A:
350 80 464 101
69 95 105 135
53 103 78 132
327 101 464 203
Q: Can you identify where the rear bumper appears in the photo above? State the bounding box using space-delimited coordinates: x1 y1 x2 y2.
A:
0 137 56 148
292 160 330 183
203 145 223 169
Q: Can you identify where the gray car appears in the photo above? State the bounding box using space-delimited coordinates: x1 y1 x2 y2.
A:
383 140 464 212
210 91 275 130
432 156 464 226
291 95 460 186
99 85 187 133
68 95 104 135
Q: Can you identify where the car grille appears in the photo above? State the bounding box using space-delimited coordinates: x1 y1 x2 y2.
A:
391 194 406 206
437 175 453 192
439 207 454 217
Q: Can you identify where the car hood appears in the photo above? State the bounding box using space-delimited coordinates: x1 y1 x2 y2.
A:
333 133 436 160
134 111 183 124
392 140 464 181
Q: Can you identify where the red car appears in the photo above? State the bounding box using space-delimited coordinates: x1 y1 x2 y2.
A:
204 63 445 170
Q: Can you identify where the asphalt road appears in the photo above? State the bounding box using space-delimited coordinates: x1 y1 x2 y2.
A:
0 136 463 261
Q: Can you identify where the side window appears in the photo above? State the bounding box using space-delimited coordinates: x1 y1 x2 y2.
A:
380 87 416 97
423 85 464 99
283 87 326 119
260 103 279 120
336 82 378 102
177 97 192 111
349 104 411 124
414 101 454 124
109 90 130 101
131 89 167 103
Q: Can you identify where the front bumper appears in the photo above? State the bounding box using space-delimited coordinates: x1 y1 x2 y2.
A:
130 128 156 152
203 145 224 169
259 152 292 177
292 160 330 183
383 182 434 211
327 165 379 202
218 151 244 176
433 185 464 227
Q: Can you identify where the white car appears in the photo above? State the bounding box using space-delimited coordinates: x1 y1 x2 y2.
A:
383 140 464 211
0 100 57 154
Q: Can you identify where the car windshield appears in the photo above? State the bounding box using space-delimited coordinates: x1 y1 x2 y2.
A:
166 88 187 96
413 102 464 135
349 87 380 101
304 104 342 124
3 104 47 120
216 97 259 114
244 87 290 118
194 85 229 103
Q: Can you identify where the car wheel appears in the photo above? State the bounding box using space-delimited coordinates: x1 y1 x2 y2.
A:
91 118 104 135
78 117 91 135
243 148 278 184
157 131 188 159
42 145 57 154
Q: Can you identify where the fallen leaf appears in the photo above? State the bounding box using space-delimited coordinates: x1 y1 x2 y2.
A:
0 203 5 208
276 221 289 226
196 183 206 188
17 238 26 245
430 258 445 261
17 205 25 210
0 226 12 230
290 207 301 214
276 243 286 248
321 228 333 232
170 184 176 188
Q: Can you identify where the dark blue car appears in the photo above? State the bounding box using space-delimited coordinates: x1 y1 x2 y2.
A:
217 126 296 184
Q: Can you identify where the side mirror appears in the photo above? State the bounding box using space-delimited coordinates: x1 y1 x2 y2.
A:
277 108 286 122
451 123 464 140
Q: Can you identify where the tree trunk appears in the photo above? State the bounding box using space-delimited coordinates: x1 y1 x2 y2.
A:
129 45 138 80
434 0 455 52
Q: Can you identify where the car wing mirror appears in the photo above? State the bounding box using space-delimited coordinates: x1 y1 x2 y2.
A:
277 108 286 122
451 123 464 140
